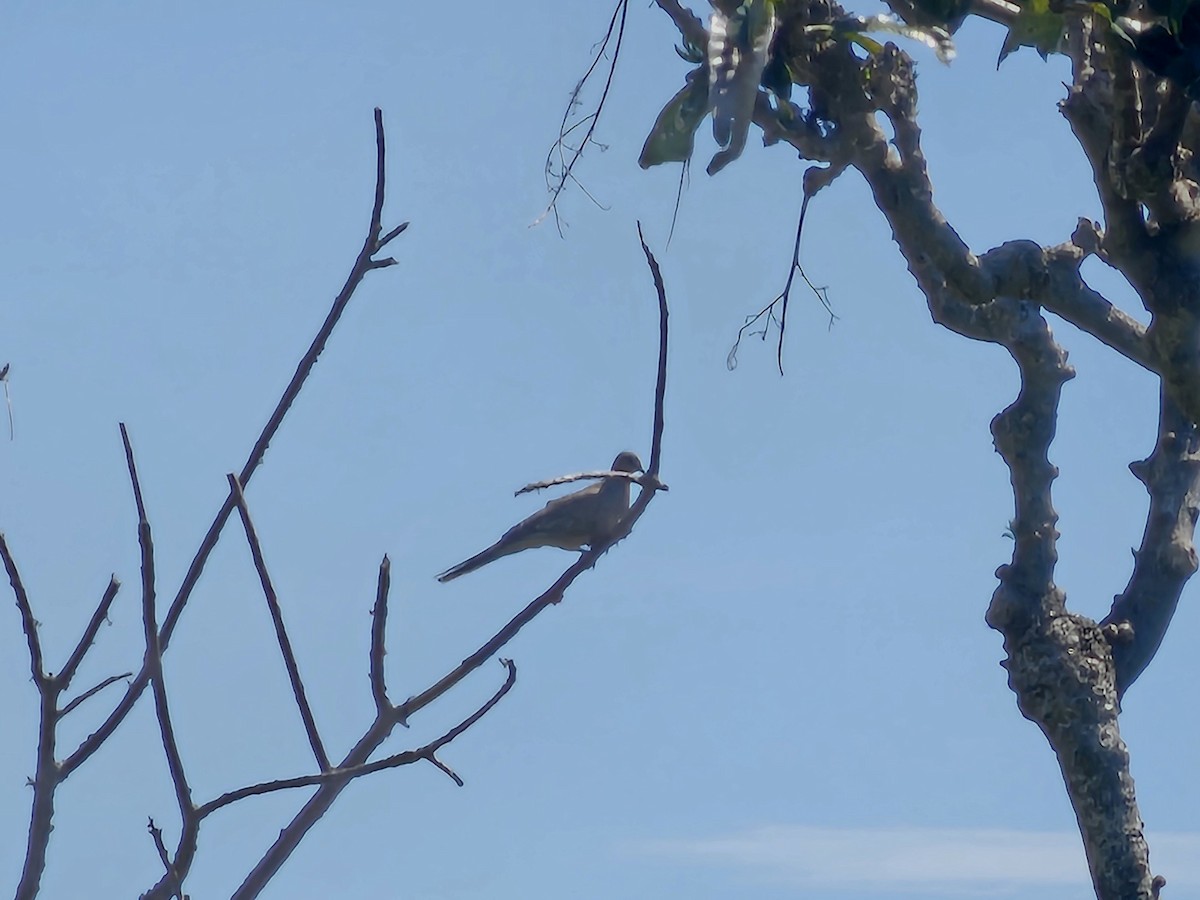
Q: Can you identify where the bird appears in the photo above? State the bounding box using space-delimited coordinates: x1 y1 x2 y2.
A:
436 451 644 583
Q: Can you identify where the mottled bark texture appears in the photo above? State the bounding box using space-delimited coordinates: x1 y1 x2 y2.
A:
655 1 1200 896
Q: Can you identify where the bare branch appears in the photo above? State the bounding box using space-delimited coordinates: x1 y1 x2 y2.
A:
378 220 409 249
1102 393 1200 695
984 317 1074 634
58 576 121 691
232 226 673 896
984 315 1158 895
146 819 184 900
60 672 133 718
1 532 46 686
536 0 629 233
122 424 199 900
968 238 1157 372
1 361 12 440
727 168 843 374
62 108 408 781
636 221 670 478
1038 238 1154 371
427 755 462 787
370 556 392 715
8 532 64 900
202 659 517 820
228 473 330 772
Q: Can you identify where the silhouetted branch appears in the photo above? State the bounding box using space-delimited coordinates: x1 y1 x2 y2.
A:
61 107 408 782
228 473 330 772
60 672 133 718
1 362 12 440
11 547 58 900
1 533 45 686
637 221 669 478
201 659 517 822
536 0 629 234
122 424 199 900
146 819 183 900
232 223 673 897
727 167 842 374
370 557 392 715
58 576 121 691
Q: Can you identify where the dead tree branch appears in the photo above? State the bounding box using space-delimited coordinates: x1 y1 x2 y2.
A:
122 424 199 900
229 223 672 899
5 108 408 900
228 473 331 773
61 107 407 784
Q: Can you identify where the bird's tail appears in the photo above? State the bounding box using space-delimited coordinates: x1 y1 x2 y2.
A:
436 541 510 583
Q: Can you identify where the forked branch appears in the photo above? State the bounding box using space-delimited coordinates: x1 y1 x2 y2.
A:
230 223 672 899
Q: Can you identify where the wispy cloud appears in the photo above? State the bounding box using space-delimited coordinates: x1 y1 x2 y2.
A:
638 825 1200 895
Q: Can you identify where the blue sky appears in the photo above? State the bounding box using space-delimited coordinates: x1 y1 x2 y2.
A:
2 1 1197 898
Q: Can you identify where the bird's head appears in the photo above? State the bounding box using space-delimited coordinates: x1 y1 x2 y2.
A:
611 451 644 473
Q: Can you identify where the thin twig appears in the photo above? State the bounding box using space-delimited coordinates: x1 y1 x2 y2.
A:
1 362 12 440
370 556 391 715
636 221 670 476
727 173 840 374
515 468 662 496
122 424 198 900
427 756 462 786
1 532 46 685
60 672 133 717
535 0 629 234
147 819 184 900
228 474 330 772
58 576 121 691
201 660 517 819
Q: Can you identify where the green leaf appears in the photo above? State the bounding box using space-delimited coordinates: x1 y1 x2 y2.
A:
848 33 887 55
823 14 956 63
639 67 710 169
707 0 778 174
997 0 1066 65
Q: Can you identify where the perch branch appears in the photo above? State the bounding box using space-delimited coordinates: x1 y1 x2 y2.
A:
231 224 672 898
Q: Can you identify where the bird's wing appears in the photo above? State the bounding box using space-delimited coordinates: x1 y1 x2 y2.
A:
436 482 605 582
503 482 606 550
